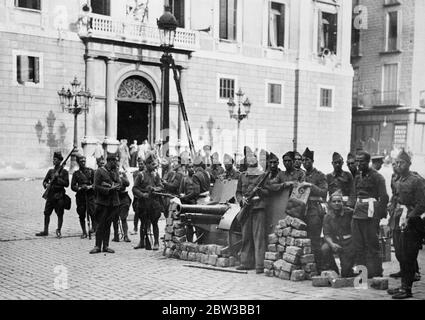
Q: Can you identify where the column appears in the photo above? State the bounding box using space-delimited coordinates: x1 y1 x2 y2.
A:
84 55 95 138
104 57 119 153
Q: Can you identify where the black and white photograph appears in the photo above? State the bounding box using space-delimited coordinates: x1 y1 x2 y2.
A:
1 0 425 305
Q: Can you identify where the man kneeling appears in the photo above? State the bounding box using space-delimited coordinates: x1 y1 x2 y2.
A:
321 190 355 278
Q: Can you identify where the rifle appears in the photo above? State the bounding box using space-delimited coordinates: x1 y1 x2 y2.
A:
152 191 180 198
42 147 76 199
235 171 271 225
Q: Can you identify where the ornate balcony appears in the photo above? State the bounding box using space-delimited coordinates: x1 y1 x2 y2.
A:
77 13 199 51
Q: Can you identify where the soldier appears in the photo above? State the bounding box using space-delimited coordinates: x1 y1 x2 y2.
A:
112 169 131 242
90 152 121 254
387 151 425 299
346 153 358 178
371 155 385 171
36 152 69 238
326 152 354 207
131 158 145 235
133 153 163 250
281 151 305 183
301 147 328 273
294 151 304 172
352 151 389 277
162 157 184 217
207 152 225 184
220 154 240 180
321 190 355 277
264 152 295 194
193 156 211 194
235 151 270 274
71 155 96 239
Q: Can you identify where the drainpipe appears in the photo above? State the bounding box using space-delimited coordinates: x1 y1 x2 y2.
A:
293 69 300 152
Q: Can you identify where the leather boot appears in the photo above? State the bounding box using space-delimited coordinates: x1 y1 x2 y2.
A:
80 220 88 239
89 246 101 254
134 228 145 249
122 221 131 242
145 234 152 250
36 216 50 236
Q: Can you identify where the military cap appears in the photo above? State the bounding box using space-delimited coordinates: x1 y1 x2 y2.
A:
144 151 157 164
53 151 63 161
193 153 204 166
330 189 343 200
294 151 302 159
332 152 343 162
347 153 356 161
223 153 234 165
397 150 411 164
283 151 295 160
269 152 279 162
106 152 118 160
211 152 221 165
371 154 385 162
302 148 314 161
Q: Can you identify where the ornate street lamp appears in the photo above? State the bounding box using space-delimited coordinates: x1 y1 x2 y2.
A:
157 7 178 159
58 76 93 172
227 88 252 163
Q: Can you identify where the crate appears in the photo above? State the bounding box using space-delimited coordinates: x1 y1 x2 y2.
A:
379 237 391 262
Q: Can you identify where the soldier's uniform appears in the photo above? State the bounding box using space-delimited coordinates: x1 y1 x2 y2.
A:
132 155 163 250
71 157 96 238
131 161 145 234
280 169 305 183
303 148 328 273
162 165 184 217
91 152 121 253
112 171 131 242
207 165 225 184
193 166 210 194
326 152 355 207
235 157 269 273
352 160 388 278
37 152 69 238
321 193 355 277
388 151 425 299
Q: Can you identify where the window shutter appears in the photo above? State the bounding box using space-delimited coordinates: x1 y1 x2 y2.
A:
318 9 324 53
21 55 29 83
16 55 23 84
278 5 285 47
34 57 40 84
219 0 227 39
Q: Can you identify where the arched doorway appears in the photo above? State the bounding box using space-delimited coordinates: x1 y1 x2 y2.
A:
116 76 156 145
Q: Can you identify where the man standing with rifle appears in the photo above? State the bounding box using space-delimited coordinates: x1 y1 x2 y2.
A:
235 149 270 274
36 151 70 238
71 155 96 239
90 152 121 254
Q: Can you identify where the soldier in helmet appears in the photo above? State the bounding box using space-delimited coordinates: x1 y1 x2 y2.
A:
371 155 385 171
387 151 425 299
71 155 96 238
219 154 240 180
162 157 184 217
207 152 225 184
90 152 121 254
36 151 69 238
235 148 270 274
132 152 163 250
192 155 210 194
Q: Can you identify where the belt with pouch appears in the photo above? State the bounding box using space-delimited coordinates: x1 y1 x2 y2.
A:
357 198 376 218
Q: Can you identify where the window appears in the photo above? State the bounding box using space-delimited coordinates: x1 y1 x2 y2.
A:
91 0 110 16
15 0 40 10
13 51 43 87
219 77 235 100
268 2 285 48
393 124 407 148
219 0 237 41
382 63 399 104
318 86 334 110
318 9 338 55
386 11 399 51
266 82 283 105
165 0 185 28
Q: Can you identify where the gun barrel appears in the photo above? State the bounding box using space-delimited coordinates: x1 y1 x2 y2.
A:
176 204 229 216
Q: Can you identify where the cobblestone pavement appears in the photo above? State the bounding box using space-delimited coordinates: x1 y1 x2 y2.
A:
1 180 425 300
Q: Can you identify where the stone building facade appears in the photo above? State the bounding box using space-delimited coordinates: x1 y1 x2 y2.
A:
351 0 425 165
0 0 353 170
